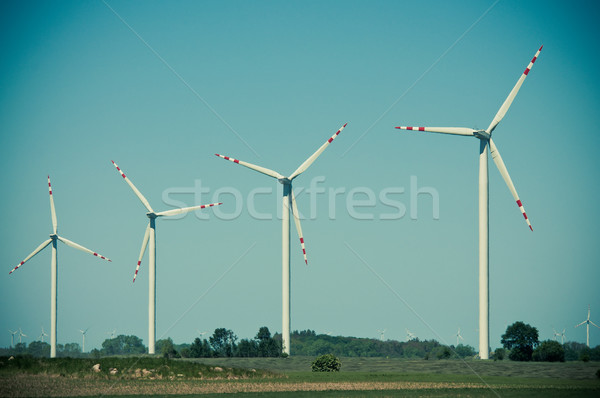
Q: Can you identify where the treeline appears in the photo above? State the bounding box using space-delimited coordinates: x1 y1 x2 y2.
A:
289 330 476 359
157 327 284 358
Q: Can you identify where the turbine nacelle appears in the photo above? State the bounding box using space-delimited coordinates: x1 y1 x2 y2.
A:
49 234 58 241
278 177 292 185
146 212 158 219
473 130 491 140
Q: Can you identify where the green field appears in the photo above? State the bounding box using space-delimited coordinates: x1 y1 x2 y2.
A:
1 356 599 397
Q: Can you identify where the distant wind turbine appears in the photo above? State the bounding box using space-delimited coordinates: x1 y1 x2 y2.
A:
406 329 416 341
79 328 89 353
106 329 116 339
39 327 48 343
8 330 17 348
575 305 599 347
395 45 543 359
8 176 111 357
112 161 221 354
215 122 347 355
553 328 566 344
196 330 208 338
18 328 26 344
377 329 386 341
456 328 464 346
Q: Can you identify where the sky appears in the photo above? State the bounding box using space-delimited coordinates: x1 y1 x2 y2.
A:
1 0 599 353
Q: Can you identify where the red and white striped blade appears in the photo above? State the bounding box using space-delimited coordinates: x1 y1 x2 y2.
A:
215 154 283 179
9 239 52 274
486 45 543 134
289 123 347 180
395 126 476 136
155 202 222 217
133 223 151 283
111 160 154 213
48 176 58 234
290 189 307 265
489 138 533 231
57 236 112 261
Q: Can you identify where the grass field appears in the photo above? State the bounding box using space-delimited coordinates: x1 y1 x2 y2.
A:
1 356 599 397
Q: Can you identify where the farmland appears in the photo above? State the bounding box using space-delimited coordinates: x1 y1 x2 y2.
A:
1 356 599 397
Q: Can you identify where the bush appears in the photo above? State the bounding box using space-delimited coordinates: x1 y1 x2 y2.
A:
596 369 600 379
311 354 341 372
532 340 565 362
492 348 506 361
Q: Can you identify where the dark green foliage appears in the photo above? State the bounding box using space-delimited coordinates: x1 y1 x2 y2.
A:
492 348 506 361
189 338 213 358
311 353 341 372
101 335 146 356
501 322 539 361
26 341 50 358
209 328 237 357
156 338 178 358
236 339 258 357
256 327 283 357
596 368 600 379
563 341 588 361
453 344 476 358
533 340 565 362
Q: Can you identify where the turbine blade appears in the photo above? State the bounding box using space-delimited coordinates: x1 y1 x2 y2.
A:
9 239 52 274
486 45 543 133
155 202 222 217
489 138 533 231
575 321 586 328
590 320 600 329
111 160 154 213
395 126 476 136
133 223 151 283
215 154 283 179
47 176 58 234
289 123 347 180
290 189 307 265
57 236 111 262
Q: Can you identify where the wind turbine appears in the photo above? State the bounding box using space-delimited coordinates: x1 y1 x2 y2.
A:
106 329 116 339
575 305 600 347
8 330 18 348
215 122 347 355
406 329 416 341
111 160 221 354
39 327 48 343
377 329 386 341
196 330 208 339
79 328 89 353
395 45 543 359
9 176 112 358
558 329 566 344
18 328 26 344
456 328 464 346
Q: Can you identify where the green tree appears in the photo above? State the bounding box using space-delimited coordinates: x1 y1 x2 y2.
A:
312 354 341 372
156 337 178 358
190 338 213 358
27 341 50 358
454 344 476 358
255 327 282 357
209 328 237 357
532 340 565 362
58 342 82 357
101 335 146 356
236 339 258 357
501 321 539 361
564 341 587 361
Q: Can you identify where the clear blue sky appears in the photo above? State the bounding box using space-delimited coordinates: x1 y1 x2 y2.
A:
1 0 599 352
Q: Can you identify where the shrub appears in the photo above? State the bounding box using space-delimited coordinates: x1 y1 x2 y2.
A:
532 340 565 362
311 354 341 372
492 348 506 361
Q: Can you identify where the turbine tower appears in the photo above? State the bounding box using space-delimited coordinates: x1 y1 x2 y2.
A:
18 329 26 344
8 330 17 348
79 328 89 353
39 327 48 343
456 327 464 346
215 123 347 355
111 161 221 354
395 46 543 359
9 176 111 358
575 305 599 347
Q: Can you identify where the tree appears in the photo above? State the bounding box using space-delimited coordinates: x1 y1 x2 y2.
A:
156 337 178 358
27 341 50 358
454 344 476 358
256 327 282 357
209 328 237 357
58 342 82 357
501 322 539 361
190 338 213 358
312 354 341 372
101 335 146 356
532 340 565 362
236 339 258 357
